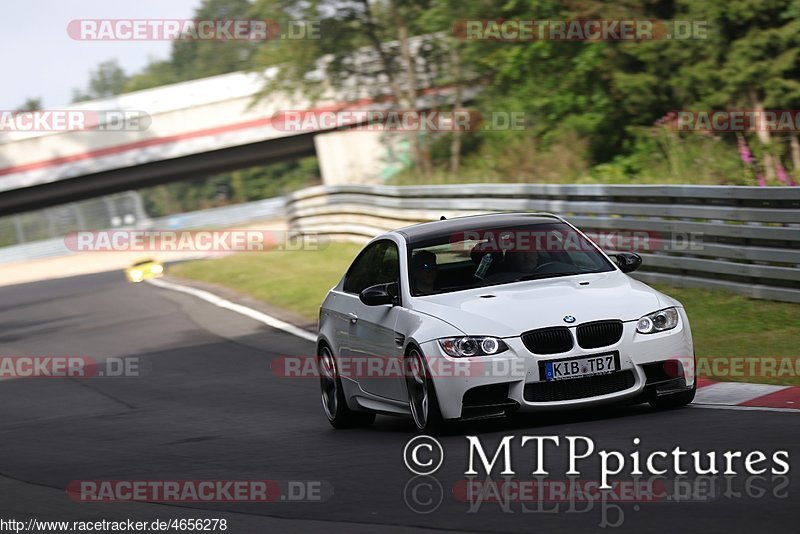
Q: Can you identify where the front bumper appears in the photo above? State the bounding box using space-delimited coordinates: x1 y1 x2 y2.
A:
126 270 164 283
420 309 695 420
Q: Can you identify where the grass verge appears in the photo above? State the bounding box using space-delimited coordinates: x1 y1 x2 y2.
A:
168 242 363 323
168 246 800 387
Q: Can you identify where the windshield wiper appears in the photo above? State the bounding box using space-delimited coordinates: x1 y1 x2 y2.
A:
509 271 591 283
430 268 603 294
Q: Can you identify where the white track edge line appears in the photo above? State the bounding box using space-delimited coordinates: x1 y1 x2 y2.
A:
690 403 800 414
694 381 791 406
147 278 317 343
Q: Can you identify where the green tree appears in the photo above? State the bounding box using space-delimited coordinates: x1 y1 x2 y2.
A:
612 0 800 182
125 0 257 92
251 0 453 175
15 97 42 111
72 59 129 102
78 0 800 199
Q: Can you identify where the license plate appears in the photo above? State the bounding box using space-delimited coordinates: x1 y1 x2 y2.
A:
543 352 619 381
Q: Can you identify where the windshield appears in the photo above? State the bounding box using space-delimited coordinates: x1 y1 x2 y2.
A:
407 222 615 296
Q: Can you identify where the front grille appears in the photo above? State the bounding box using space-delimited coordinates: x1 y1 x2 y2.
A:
576 320 623 349
521 327 573 354
523 370 635 402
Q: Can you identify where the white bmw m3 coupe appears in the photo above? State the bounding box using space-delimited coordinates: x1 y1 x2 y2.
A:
317 213 696 432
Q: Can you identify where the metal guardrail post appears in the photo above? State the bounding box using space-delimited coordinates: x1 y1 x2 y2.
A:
13 216 25 244
71 203 87 231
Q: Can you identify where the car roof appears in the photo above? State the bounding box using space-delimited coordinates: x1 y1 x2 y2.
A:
395 212 564 244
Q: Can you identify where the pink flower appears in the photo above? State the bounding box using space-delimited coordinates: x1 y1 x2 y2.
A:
776 162 789 184
757 173 766 187
738 137 753 165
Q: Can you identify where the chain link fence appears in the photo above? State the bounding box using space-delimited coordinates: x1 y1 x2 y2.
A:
0 193 285 265
0 191 147 247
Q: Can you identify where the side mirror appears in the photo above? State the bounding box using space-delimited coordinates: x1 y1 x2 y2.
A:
359 282 399 306
612 252 642 273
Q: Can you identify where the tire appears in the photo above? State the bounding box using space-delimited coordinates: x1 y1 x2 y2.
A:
649 381 696 410
318 345 375 429
404 346 446 434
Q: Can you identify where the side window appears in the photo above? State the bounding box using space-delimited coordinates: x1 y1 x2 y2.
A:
343 240 399 294
565 250 596 269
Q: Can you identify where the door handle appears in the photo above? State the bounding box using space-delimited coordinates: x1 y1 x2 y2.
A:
348 312 358 324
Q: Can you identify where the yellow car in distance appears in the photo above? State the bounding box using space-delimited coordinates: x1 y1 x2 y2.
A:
125 258 164 283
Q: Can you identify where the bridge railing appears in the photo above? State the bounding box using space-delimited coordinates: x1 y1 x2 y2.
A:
286 183 800 303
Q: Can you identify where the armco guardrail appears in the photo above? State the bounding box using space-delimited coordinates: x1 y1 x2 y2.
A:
147 197 285 230
286 184 800 304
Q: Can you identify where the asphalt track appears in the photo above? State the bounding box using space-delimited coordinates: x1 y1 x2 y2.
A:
0 271 798 533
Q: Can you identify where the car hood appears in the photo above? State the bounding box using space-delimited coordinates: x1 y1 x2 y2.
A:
410 272 662 337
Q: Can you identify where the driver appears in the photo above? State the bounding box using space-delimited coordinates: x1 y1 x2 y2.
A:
507 251 540 273
411 250 438 294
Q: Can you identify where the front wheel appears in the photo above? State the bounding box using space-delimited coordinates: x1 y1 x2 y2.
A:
318 345 375 429
649 382 696 410
405 347 445 434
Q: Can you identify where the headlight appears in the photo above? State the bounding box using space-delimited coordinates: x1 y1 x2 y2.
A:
438 336 508 357
130 269 142 278
150 264 163 274
636 307 679 334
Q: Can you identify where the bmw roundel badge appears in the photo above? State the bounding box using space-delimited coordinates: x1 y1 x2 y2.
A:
563 315 576 323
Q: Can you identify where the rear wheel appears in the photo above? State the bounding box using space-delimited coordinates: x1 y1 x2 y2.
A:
405 347 445 434
318 345 375 428
649 382 696 410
